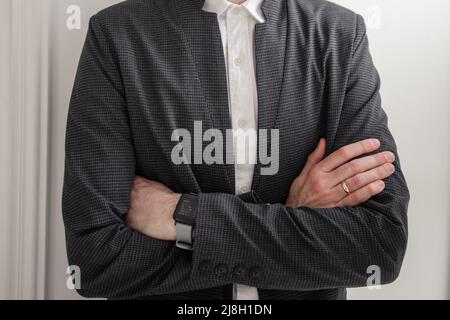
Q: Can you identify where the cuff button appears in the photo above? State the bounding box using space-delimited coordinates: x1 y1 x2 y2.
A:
248 267 261 280
198 260 212 274
232 265 247 278
214 264 228 277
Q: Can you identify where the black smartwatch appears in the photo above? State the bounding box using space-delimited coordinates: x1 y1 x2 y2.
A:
173 193 198 251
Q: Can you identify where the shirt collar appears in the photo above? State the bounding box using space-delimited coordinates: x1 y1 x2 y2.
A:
202 0 266 23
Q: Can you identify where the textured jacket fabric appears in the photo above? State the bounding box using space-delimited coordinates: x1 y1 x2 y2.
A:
62 0 409 300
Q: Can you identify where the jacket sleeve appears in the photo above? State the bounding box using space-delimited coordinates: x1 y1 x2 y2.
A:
62 15 229 299
190 15 409 290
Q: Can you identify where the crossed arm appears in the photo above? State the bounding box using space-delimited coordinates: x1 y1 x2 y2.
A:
62 15 409 298
126 138 397 242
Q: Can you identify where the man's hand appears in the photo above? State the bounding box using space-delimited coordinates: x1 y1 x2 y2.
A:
125 176 181 241
286 138 396 209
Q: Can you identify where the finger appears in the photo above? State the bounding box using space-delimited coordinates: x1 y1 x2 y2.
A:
343 163 395 193
336 180 386 207
302 138 326 174
329 151 395 186
309 138 327 164
318 138 381 172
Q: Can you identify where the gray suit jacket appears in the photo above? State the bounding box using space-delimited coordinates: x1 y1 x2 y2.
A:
62 0 409 300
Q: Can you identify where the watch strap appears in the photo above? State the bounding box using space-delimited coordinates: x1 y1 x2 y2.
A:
176 222 193 251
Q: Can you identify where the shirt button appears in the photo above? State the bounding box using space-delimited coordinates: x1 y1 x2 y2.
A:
234 56 244 66
237 119 248 128
239 186 250 194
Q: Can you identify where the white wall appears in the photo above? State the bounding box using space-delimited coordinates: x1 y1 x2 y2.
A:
1 0 449 300
0 0 49 299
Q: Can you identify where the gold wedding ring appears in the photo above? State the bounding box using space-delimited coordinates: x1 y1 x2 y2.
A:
341 182 350 194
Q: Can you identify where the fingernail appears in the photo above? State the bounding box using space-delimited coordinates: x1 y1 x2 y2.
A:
371 139 380 148
385 151 395 162
385 163 395 173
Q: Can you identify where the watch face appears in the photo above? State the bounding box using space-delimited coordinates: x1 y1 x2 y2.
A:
175 195 198 225
180 199 195 217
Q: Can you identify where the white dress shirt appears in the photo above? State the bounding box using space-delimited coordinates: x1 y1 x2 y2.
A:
202 0 266 300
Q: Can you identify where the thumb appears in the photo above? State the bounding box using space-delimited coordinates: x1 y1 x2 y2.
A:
298 138 327 179
301 138 326 175
291 139 327 191
308 138 326 164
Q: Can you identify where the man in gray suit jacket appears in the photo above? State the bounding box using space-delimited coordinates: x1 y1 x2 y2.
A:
62 0 409 300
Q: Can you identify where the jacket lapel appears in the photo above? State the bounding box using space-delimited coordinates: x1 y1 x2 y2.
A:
252 0 287 193
174 0 235 193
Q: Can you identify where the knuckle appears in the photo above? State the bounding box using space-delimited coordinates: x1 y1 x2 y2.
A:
375 152 388 164
369 181 383 194
375 151 384 160
343 163 353 176
363 139 374 150
368 183 377 194
383 151 395 162
311 178 326 192
365 138 379 150
349 160 362 173
338 147 350 159
350 174 363 187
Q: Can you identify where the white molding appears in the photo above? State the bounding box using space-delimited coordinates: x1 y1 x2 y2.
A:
3 0 50 300
0 0 13 300
37 0 50 300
